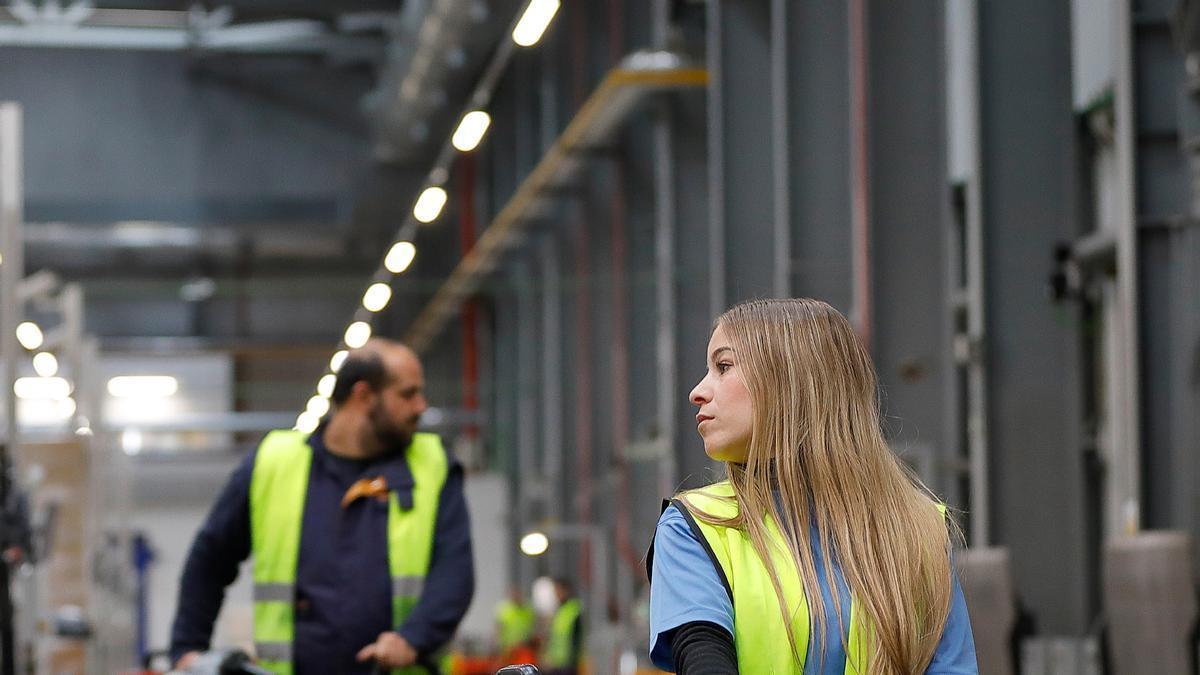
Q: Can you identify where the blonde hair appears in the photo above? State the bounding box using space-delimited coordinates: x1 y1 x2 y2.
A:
683 298 958 674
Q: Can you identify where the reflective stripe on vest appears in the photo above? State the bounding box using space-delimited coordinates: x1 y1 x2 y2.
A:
542 598 582 668
250 430 448 675
675 481 877 674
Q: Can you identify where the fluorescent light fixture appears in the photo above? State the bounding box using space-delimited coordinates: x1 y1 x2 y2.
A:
294 411 320 434
344 321 372 349
385 242 417 274
330 350 349 372
107 375 178 398
306 395 330 418
32 352 58 378
362 282 393 313
413 186 448 223
14 376 71 400
18 397 76 427
317 374 336 399
16 322 43 350
520 531 550 556
512 0 560 47
451 110 492 152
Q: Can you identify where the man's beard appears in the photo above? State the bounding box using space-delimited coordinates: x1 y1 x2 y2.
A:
368 400 416 452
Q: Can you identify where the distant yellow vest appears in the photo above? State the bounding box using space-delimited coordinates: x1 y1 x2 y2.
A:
541 598 582 668
496 600 536 651
675 481 872 674
249 430 448 675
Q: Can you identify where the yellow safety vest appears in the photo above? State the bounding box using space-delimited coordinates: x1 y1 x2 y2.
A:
249 430 448 675
672 481 875 674
495 600 536 651
541 598 582 668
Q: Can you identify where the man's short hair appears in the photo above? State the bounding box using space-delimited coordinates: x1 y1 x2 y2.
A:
331 351 392 404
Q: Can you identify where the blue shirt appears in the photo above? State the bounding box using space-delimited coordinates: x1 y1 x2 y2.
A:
170 427 475 674
649 505 977 674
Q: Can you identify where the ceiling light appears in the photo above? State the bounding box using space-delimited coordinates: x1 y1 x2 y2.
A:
363 283 393 313
452 110 492 152
385 242 417 274
330 350 349 372
32 352 58 378
306 395 330 418
294 411 320 433
512 0 560 47
520 531 550 556
14 376 71 400
107 375 178 398
413 186 448 223
16 322 43 350
317 374 336 399
344 321 372 349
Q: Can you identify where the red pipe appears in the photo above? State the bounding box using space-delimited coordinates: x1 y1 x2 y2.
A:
607 0 641 587
849 0 873 349
571 0 595 590
459 155 479 439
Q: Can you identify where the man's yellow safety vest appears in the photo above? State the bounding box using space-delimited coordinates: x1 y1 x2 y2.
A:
541 598 582 669
249 430 448 675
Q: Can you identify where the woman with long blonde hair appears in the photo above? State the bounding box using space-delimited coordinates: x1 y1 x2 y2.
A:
647 299 977 674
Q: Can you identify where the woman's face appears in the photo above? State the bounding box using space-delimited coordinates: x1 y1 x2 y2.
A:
690 323 753 463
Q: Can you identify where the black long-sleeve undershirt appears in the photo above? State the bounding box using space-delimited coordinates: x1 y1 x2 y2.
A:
670 621 738 675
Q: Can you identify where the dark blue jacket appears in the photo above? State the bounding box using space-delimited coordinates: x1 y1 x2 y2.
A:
169 427 475 674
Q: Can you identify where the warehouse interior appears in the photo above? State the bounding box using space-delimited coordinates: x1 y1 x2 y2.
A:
1 0 1199 673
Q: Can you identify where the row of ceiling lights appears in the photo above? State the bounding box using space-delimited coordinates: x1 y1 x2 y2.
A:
294 0 561 433
11 317 180 430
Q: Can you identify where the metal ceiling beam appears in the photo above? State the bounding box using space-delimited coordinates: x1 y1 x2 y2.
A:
23 221 345 258
0 3 384 52
403 53 707 353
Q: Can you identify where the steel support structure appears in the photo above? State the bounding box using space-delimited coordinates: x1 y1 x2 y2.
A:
0 99 22 675
1128 1 1197 546
866 0 950 491
978 0 1090 634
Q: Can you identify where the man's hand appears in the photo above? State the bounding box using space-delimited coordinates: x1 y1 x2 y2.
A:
173 651 201 671
356 632 418 669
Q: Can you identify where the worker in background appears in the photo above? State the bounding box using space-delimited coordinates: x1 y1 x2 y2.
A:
494 587 537 662
170 338 475 675
647 299 977 673
540 578 583 675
